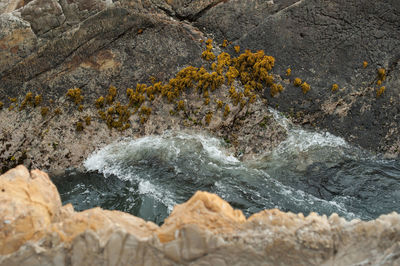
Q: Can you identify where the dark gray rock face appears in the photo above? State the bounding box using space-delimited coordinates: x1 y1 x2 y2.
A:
195 0 300 41
0 0 399 170
0 2 204 101
196 0 400 155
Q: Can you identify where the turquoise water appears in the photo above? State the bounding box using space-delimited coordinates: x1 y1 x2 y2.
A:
53 112 400 225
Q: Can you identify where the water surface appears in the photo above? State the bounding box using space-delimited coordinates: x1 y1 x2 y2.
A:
53 112 400 224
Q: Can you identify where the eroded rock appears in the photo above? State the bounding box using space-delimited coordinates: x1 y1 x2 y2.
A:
18 0 65 36
0 12 37 74
0 166 399 265
1 0 400 172
196 0 400 155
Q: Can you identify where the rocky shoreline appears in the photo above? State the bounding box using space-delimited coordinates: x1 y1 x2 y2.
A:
1 1 400 264
0 73 288 173
1 0 400 173
1 166 399 265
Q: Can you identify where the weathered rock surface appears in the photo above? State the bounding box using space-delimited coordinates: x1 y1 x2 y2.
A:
0 166 399 265
0 83 287 173
0 0 204 99
196 0 400 155
0 0 399 167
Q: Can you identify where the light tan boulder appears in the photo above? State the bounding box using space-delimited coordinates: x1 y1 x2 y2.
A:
158 191 246 243
0 165 61 254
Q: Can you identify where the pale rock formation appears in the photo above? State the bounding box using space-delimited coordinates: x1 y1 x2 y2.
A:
0 165 399 265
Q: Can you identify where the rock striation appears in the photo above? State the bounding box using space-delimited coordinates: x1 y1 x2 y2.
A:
195 0 400 155
0 0 289 173
1 0 400 173
1 165 399 265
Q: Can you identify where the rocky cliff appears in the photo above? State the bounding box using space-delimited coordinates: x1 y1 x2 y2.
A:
0 165 399 265
1 0 400 173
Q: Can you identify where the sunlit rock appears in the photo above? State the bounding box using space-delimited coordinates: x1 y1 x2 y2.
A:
0 166 399 265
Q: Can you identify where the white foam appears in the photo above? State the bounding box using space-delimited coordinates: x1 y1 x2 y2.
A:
269 107 348 152
278 129 349 153
87 152 178 212
138 180 176 212
196 134 239 164
172 132 239 164
83 129 362 220
83 132 240 212
268 107 292 130
85 132 239 172
84 135 167 173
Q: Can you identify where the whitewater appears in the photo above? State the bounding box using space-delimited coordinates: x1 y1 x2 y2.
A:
53 110 400 224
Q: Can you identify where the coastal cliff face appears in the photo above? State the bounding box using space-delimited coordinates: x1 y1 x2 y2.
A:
1 165 399 265
0 0 290 173
0 0 400 173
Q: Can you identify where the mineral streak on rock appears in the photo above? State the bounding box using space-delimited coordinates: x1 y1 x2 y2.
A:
0 166 399 265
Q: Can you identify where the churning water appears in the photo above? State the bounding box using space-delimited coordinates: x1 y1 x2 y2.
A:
53 110 400 225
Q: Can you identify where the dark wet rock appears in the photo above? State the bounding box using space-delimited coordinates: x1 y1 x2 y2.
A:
196 0 400 156
0 0 399 172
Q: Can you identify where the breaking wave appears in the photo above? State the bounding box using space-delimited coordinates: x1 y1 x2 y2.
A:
53 113 400 224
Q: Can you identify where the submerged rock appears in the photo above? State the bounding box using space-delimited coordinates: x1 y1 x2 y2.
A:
0 165 399 265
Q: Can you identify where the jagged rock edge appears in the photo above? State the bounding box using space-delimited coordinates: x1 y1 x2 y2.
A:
0 165 399 265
